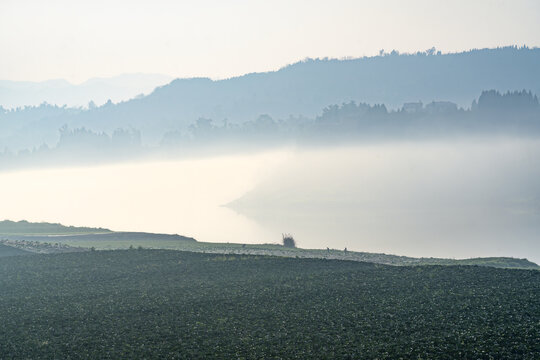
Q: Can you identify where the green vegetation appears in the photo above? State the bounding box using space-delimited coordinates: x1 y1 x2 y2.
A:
0 243 32 257
3 236 538 270
28 238 539 269
1 220 537 269
448 257 539 268
0 220 111 235
0 250 538 358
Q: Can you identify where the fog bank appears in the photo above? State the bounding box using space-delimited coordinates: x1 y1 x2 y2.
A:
230 138 540 263
1 138 538 263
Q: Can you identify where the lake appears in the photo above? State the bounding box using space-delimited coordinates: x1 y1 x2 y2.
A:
1 137 539 263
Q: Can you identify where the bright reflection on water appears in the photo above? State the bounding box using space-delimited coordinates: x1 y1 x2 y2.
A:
1 138 539 263
0 151 290 244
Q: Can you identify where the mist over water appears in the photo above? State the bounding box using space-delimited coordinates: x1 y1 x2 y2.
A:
1 137 539 263
231 138 540 263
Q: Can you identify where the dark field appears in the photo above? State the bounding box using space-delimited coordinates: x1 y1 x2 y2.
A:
0 243 31 257
0 250 538 359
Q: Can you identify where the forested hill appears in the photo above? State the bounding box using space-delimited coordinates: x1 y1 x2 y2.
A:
71 46 540 128
147 46 540 121
2 46 539 147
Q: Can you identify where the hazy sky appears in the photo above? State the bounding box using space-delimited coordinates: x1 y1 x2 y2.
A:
1 0 539 83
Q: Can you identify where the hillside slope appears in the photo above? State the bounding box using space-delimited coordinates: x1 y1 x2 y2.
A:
0 220 111 235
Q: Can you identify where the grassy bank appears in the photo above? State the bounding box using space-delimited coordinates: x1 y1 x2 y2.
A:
1 234 538 269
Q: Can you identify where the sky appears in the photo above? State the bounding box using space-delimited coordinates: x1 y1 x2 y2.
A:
1 0 540 83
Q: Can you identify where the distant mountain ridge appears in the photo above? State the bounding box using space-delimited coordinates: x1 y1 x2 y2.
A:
0 73 174 109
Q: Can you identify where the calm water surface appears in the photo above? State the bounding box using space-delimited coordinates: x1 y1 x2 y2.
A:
1 139 539 263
